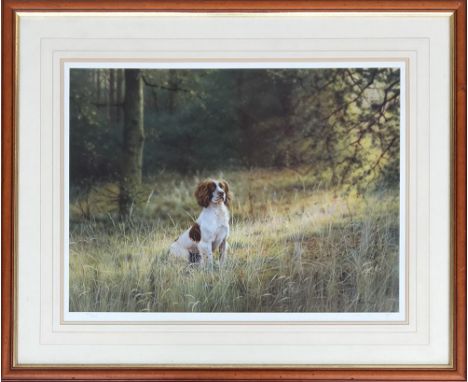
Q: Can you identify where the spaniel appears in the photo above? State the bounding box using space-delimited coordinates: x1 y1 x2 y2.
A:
169 179 232 265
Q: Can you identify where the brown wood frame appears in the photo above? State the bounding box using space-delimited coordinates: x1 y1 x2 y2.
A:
1 0 466 380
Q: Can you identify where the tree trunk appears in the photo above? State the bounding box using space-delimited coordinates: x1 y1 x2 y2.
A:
116 69 124 122
236 71 255 167
278 77 298 168
168 71 177 113
95 70 100 103
119 69 145 218
108 69 114 122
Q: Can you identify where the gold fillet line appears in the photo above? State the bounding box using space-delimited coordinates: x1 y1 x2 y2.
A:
13 11 20 369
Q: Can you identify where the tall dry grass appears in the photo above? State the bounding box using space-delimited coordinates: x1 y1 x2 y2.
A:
69 169 399 312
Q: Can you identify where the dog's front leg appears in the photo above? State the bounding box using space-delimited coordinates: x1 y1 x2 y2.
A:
198 240 213 266
219 239 228 264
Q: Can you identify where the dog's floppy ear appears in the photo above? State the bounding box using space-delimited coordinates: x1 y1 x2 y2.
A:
219 180 233 207
195 180 214 207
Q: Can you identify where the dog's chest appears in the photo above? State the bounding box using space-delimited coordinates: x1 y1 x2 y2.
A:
213 208 229 241
214 206 229 226
211 207 229 231
199 205 229 240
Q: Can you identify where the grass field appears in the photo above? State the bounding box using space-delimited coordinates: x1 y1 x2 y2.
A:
69 169 399 313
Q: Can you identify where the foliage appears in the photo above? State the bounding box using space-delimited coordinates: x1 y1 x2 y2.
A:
69 67 400 195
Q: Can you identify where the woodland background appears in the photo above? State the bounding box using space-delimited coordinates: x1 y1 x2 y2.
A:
69 67 401 313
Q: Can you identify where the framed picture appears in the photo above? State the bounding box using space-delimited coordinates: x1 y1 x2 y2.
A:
2 0 466 380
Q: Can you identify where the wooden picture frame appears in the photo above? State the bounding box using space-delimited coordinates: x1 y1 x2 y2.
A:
2 0 466 380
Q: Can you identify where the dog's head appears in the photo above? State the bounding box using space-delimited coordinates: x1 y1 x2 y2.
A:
195 179 232 208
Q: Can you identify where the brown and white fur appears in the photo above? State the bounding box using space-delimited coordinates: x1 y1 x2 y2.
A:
169 179 232 265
